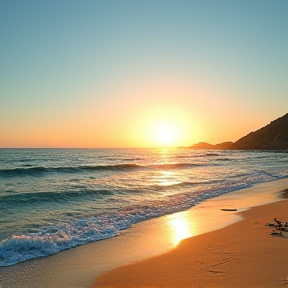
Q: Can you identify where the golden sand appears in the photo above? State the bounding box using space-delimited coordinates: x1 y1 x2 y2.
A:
94 199 288 288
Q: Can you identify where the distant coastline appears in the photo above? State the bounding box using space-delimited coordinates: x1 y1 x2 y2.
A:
188 113 288 151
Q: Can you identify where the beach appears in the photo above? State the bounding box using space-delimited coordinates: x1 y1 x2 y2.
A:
2 0 288 286
1 178 288 288
93 184 288 288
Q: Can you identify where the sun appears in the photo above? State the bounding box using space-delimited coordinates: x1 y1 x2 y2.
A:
130 106 196 148
153 122 179 147
157 127 175 145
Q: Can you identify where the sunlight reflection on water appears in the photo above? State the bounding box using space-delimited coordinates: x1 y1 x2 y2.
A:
158 170 180 186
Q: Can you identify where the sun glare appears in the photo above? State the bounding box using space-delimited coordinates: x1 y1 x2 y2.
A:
130 106 197 148
153 122 179 147
158 127 174 145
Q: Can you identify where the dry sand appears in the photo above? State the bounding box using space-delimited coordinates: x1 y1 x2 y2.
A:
94 199 288 288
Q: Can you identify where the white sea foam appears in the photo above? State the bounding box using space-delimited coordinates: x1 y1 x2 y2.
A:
0 181 262 266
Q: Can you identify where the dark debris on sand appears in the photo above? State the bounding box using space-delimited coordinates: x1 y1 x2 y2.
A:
266 218 288 238
280 188 288 199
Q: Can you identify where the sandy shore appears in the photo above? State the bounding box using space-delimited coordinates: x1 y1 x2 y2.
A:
94 197 288 287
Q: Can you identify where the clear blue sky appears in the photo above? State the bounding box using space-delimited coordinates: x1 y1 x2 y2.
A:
0 0 287 147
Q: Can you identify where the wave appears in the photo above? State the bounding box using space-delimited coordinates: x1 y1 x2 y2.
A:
205 153 220 156
0 166 48 177
0 189 114 207
149 163 199 170
0 182 251 267
151 179 222 190
0 164 142 177
215 158 230 161
1 179 215 207
174 153 220 159
0 162 200 178
123 157 144 161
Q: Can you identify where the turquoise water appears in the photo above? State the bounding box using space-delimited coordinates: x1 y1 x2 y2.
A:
0 148 288 266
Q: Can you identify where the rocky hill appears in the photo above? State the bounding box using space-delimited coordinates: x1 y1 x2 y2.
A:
232 113 288 150
189 113 288 150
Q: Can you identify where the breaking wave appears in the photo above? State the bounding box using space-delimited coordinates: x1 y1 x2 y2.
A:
0 182 250 267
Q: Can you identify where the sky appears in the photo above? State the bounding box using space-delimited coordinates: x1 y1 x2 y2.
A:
0 0 287 148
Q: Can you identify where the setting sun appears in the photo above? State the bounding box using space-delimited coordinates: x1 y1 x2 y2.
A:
128 105 198 148
154 123 178 146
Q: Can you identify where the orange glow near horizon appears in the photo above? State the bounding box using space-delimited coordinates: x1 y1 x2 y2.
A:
151 121 180 147
126 104 198 148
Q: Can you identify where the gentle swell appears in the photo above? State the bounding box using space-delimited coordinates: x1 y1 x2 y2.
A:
0 164 142 177
0 189 114 206
151 180 222 190
0 163 199 177
149 163 199 169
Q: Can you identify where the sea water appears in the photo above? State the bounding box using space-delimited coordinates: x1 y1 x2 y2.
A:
0 148 287 266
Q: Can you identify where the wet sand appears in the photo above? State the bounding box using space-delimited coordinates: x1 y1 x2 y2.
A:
94 191 288 287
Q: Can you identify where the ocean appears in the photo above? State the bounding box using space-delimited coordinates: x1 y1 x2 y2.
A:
0 148 288 267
